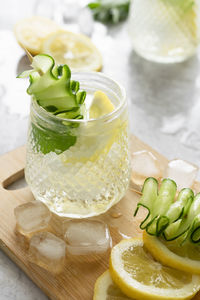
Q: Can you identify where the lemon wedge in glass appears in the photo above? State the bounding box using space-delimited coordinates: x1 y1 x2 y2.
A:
89 91 115 119
110 238 200 300
41 30 102 71
94 270 134 300
61 91 117 164
14 16 60 55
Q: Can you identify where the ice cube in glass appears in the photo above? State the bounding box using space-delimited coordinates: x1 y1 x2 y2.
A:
29 232 66 274
131 150 162 185
164 159 198 190
14 201 51 248
64 220 111 255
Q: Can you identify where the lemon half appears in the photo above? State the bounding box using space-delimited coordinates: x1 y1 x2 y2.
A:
14 16 60 55
110 238 200 300
41 30 102 71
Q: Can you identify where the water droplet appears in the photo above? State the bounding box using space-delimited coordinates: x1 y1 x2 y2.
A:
118 231 132 239
111 212 122 218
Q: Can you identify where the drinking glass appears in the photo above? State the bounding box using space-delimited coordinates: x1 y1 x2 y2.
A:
128 0 200 63
25 72 131 218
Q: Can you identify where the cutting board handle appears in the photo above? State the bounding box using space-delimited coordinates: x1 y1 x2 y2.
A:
2 169 25 189
0 146 26 187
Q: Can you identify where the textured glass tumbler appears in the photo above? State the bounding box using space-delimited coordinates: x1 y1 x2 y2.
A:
25 72 131 219
128 0 200 63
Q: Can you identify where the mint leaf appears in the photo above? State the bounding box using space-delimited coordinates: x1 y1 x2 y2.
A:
31 123 76 155
88 0 130 24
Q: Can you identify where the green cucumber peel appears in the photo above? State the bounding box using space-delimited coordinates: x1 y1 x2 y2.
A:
135 177 200 244
134 178 177 236
134 177 158 230
191 214 200 243
163 189 194 241
18 54 86 116
165 188 194 222
146 179 177 236
18 54 86 154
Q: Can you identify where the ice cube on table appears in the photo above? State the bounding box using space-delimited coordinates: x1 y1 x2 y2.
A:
131 150 162 186
14 201 51 248
164 159 198 191
64 220 111 255
50 214 68 238
29 232 66 274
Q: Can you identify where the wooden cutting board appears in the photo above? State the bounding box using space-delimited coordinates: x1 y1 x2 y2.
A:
0 135 200 300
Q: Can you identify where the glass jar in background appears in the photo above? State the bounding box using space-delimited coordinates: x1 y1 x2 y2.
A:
25 72 131 219
128 0 200 63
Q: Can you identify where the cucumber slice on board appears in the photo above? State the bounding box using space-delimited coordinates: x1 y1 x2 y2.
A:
147 179 177 235
134 177 158 230
135 177 200 244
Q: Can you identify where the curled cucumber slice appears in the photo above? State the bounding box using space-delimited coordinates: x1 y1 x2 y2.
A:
135 177 200 244
18 54 86 154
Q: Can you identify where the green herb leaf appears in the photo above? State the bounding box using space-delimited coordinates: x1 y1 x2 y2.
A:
88 0 130 24
31 123 77 155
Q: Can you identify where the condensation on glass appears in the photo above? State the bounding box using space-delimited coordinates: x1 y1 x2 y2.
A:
128 0 200 63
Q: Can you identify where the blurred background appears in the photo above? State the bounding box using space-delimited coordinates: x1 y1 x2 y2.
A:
1 0 200 298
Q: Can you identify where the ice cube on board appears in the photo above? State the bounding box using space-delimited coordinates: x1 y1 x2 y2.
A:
50 214 67 238
29 232 66 274
131 150 162 185
64 220 111 255
164 159 198 191
14 201 51 248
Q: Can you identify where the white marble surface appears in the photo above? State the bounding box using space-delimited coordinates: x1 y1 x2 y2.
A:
1 1 200 299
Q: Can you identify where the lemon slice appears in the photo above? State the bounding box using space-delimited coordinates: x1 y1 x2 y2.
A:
14 16 60 55
143 231 200 275
41 30 102 71
89 91 115 119
110 238 200 300
61 90 118 164
94 270 134 300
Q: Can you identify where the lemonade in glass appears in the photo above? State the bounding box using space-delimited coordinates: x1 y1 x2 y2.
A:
20 55 131 218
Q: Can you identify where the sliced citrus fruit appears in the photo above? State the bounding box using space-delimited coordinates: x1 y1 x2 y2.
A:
143 230 200 275
61 90 121 164
89 91 114 119
14 16 60 55
110 238 200 300
41 30 102 71
93 270 134 300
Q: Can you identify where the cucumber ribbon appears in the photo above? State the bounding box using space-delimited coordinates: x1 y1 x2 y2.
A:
18 54 86 154
134 177 200 243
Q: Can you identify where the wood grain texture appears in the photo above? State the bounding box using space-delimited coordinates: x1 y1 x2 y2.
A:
0 136 200 300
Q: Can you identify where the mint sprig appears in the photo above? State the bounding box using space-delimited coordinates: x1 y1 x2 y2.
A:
88 0 130 24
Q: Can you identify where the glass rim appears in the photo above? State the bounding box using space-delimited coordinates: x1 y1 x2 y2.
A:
32 71 126 124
